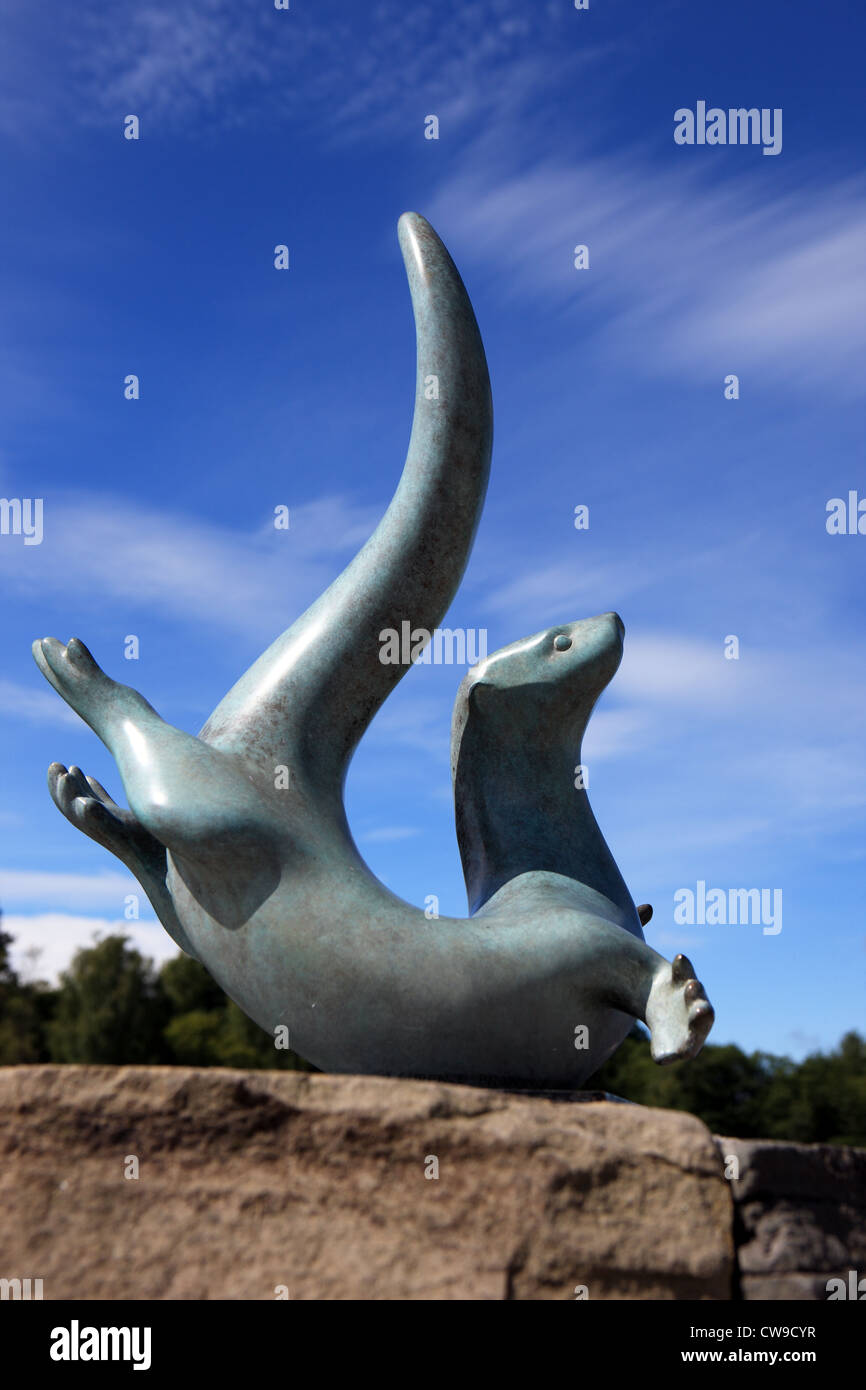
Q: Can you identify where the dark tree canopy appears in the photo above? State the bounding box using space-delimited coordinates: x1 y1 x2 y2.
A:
588 1024 866 1146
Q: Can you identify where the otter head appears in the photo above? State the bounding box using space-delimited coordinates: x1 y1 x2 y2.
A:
450 612 626 911
450 611 624 777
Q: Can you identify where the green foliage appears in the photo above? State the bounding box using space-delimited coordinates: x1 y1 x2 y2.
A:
0 923 58 1063
160 953 226 1015
588 1025 866 1146
0 988 47 1063
46 934 170 1064
163 1009 228 1066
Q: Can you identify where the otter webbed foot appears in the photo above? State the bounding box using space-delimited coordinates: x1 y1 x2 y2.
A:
47 762 168 870
645 952 714 1064
33 637 116 716
47 761 200 959
33 636 158 739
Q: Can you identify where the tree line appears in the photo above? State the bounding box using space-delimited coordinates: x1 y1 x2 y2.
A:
589 1025 866 1146
0 920 312 1073
1 919 862 1145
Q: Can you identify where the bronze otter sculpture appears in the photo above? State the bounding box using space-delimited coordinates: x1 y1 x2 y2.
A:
33 213 714 1087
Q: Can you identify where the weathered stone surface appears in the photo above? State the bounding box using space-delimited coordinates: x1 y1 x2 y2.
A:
0 1066 733 1301
716 1137 866 1301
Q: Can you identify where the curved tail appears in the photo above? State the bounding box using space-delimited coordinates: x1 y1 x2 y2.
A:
202 212 493 807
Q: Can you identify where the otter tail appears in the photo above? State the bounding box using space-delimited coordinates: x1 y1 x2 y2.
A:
201 213 493 812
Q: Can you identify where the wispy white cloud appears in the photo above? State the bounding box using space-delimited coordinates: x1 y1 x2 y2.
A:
480 558 646 622
0 679 81 727
582 707 649 762
0 490 379 638
74 1 281 127
2 1 621 142
0 866 139 911
594 623 866 891
4 913 178 985
366 692 452 758
427 156 866 396
614 634 762 709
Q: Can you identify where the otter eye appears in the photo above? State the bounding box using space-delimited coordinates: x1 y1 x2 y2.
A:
553 634 572 651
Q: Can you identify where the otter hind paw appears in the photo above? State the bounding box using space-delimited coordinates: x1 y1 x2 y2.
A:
33 636 120 725
48 762 165 868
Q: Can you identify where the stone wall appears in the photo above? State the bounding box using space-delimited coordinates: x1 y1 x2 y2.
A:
717 1136 866 1300
0 1067 861 1300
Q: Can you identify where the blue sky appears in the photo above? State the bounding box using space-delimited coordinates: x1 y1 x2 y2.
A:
1 0 863 1061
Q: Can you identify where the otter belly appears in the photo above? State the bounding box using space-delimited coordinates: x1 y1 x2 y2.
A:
166 864 639 1087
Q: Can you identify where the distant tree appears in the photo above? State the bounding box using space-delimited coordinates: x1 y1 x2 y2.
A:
0 912 56 1063
775 1032 866 1146
47 934 170 1064
589 1026 866 1147
0 916 19 989
162 1008 227 1066
832 1031 866 1146
160 953 226 1016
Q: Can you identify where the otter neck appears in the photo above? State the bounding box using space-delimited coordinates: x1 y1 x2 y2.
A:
456 729 633 916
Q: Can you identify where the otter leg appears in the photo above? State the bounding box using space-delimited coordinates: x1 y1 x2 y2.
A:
33 637 279 865
596 924 714 1063
47 762 199 958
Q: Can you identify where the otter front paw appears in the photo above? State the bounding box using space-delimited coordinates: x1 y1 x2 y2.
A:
645 953 714 1064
